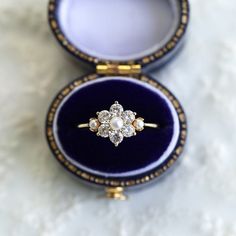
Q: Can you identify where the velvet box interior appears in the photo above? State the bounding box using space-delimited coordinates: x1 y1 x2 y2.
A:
48 75 185 184
47 0 189 187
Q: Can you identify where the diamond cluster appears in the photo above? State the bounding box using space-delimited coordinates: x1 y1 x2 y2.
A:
88 101 145 146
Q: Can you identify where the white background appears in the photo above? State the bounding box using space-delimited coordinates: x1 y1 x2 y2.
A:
0 0 236 235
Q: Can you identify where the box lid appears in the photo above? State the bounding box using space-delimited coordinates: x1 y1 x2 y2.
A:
48 0 189 69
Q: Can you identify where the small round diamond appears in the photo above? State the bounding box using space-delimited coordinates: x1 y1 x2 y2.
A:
98 110 110 123
89 118 99 131
98 124 110 137
122 110 135 124
133 118 144 131
122 125 135 137
110 102 123 116
109 131 123 146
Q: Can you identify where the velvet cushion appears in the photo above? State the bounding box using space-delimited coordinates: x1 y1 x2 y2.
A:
53 76 180 178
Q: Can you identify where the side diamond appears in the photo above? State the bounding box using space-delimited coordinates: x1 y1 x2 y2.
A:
98 124 110 137
122 125 136 137
110 102 123 116
98 110 110 123
122 110 135 124
109 131 123 146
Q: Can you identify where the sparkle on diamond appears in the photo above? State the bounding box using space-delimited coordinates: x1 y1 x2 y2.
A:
92 101 141 146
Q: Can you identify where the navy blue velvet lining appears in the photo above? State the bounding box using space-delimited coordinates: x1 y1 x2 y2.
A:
55 77 176 174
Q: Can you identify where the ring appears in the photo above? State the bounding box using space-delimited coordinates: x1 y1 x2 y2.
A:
78 101 158 146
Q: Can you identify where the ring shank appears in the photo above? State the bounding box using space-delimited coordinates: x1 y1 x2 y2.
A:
78 124 89 128
78 123 158 128
144 123 159 128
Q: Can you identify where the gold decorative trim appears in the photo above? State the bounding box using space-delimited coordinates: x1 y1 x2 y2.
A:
46 74 187 187
48 0 190 67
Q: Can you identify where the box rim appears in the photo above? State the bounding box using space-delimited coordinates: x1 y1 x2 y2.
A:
45 73 187 188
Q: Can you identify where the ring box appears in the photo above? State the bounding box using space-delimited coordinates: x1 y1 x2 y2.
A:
46 0 189 199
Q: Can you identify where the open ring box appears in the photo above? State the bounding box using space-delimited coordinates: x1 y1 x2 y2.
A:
46 0 189 199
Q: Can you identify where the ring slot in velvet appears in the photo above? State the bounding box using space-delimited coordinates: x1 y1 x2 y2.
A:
53 76 180 178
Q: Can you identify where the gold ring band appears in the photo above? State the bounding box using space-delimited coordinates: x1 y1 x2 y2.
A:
78 123 158 129
77 101 159 147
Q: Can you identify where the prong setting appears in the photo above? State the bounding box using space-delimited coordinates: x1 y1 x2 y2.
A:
133 118 145 131
78 101 157 146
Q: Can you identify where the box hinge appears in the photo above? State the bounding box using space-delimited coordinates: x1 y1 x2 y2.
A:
96 64 141 75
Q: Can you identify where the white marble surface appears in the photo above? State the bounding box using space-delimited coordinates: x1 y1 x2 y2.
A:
0 0 236 235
